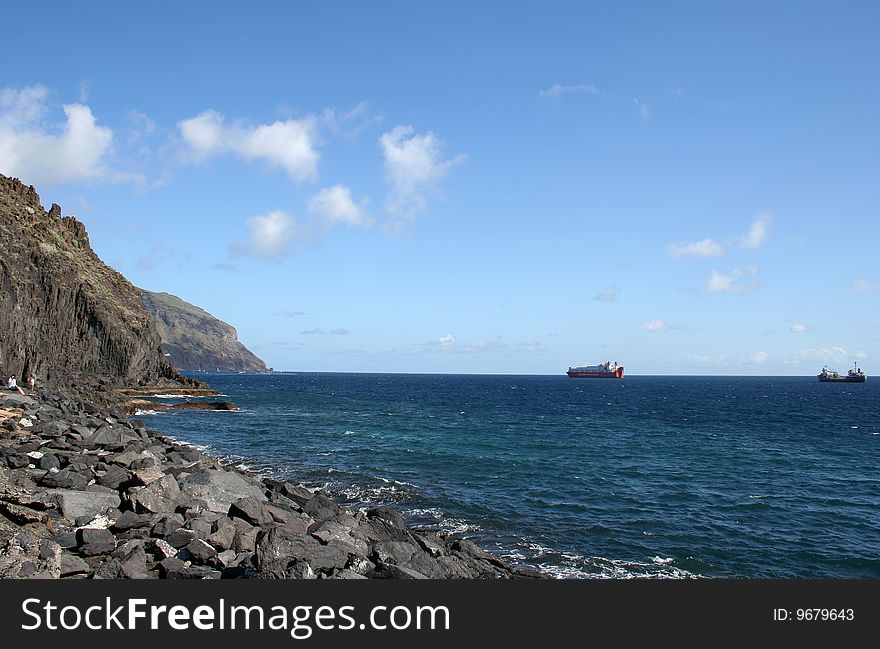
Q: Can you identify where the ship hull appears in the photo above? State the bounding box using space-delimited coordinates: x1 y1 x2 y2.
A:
818 375 866 383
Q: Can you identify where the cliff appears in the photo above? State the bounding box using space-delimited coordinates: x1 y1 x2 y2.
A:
139 290 268 372
0 174 196 394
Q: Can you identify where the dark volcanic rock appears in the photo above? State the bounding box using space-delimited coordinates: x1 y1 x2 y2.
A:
302 493 342 523
76 528 117 556
178 469 265 514
0 174 198 396
229 496 274 527
255 525 348 576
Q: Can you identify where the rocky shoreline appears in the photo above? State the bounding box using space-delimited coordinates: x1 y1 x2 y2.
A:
0 389 541 580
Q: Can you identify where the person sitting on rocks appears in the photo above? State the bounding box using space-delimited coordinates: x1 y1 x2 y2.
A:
6 374 25 396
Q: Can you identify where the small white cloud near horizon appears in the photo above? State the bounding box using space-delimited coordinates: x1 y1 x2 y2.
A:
301 328 349 336
745 351 769 365
178 109 319 183
0 84 118 187
539 84 604 98
738 212 772 249
853 279 880 293
380 125 466 231
592 286 620 302
308 184 371 227
230 209 296 260
640 319 683 332
784 347 867 365
667 238 725 258
688 353 729 366
707 266 760 294
790 323 811 333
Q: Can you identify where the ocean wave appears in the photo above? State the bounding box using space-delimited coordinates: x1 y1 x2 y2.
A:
134 409 160 416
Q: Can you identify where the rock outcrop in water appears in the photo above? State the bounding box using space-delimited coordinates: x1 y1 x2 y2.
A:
0 175 196 396
139 290 268 373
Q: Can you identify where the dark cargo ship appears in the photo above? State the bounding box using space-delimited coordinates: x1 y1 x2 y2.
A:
818 363 867 382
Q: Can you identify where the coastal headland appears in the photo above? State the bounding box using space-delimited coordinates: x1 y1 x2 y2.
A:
0 175 538 579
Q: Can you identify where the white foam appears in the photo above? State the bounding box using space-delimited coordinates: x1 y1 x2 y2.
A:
344 430 357 436
134 409 160 416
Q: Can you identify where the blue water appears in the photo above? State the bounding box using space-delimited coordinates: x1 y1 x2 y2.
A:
139 374 880 578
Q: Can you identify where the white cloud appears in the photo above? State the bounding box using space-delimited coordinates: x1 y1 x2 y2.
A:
0 85 115 187
379 125 466 230
539 84 604 98
178 110 319 182
688 354 729 365
790 323 811 333
784 347 867 365
301 328 349 336
640 319 683 332
853 279 880 293
231 210 296 260
460 340 508 353
707 266 760 294
592 286 620 302
667 238 725 258
439 334 455 346
738 212 772 249
308 184 370 227
745 351 769 365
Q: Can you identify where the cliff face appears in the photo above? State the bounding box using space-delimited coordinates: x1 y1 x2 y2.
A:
139 290 268 372
0 174 191 392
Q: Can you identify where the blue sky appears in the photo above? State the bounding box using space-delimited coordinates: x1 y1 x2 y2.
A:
1 1 878 374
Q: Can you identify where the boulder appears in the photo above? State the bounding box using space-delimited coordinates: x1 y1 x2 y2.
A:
302 494 342 523
43 489 121 521
87 424 125 446
164 528 198 549
59 552 91 577
150 512 185 537
76 528 117 556
111 510 151 531
178 469 266 514
362 507 413 543
131 465 165 486
39 468 89 490
229 496 274 527
115 540 148 579
255 525 347 575
97 465 132 489
186 539 218 564
372 541 444 579
38 454 61 471
131 474 181 513
311 519 370 557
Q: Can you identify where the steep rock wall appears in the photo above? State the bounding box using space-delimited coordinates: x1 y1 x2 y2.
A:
0 175 192 392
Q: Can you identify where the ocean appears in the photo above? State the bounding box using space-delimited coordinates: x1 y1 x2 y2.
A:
138 373 880 578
